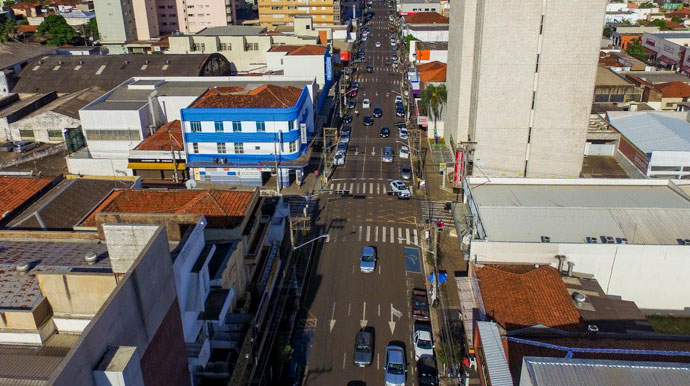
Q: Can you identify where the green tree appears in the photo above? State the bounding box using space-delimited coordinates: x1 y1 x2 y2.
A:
627 40 649 61
420 83 447 143
404 34 418 53
603 26 612 38
0 19 17 43
37 14 74 46
639 2 656 8
650 19 669 30
85 18 99 41
2 0 15 6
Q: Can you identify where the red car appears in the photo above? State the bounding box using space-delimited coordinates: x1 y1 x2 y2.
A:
349 89 358 98
389 27 394 33
411 288 430 321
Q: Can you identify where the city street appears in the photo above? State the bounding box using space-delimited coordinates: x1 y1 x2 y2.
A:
301 1 427 385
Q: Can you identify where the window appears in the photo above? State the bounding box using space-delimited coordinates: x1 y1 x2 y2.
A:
220 42 231 50
193 42 205 51
288 121 294 130
215 121 224 132
289 141 297 152
247 42 259 51
48 130 63 140
190 121 202 132
85 129 141 141
256 121 266 132
217 143 226 153
19 129 35 139
193 143 199 153
161 22 167 25
158 5 165 9
234 143 244 154
232 121 242 132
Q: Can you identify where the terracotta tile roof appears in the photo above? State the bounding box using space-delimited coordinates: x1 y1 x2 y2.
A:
81 189 255 227
190 84 303 109
11 3 39 9
417 61 446 83
599 54 621 67
656 81 690 98
0 176 54 217
476 264 583 332
268 45 326 55
503 336 690 383
670 9 690 18
404 12 448 24
135 120 184 151
17 25 38 33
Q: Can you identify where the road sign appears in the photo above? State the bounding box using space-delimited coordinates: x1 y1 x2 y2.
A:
438 162 446 172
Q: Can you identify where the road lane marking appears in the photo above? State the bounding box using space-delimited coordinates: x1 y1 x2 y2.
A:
350 183 354 193
378 265 381 275
406 228 411 245
390 227 394 243
382 226 386 242
376 183 380 194
375 226 379 242
378 303 381 317
336 183 341 191
413 229 418 245
360 302 367 328
329 303 336 333
366 225 371 242
377 353 380 370
348 303 351 316
343 352 346 369
398 228 402 244
359 226 363 241
370 182 374 193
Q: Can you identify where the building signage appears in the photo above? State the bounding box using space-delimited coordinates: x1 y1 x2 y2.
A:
326 56 333 82
439 162 446 172
341 52 351 61
300 123 307 144
453 150 463 187
645 38 656 47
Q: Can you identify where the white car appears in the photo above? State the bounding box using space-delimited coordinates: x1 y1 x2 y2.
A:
334 153 345 165
339 133 350 144
362 98 371 109
395 95 403 104
398 128 409 140
399 145 409 159
376 41 382 48
388 180 411 199
413 325 434 360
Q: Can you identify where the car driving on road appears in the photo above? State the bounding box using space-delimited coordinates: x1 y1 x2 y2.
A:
359 246 376 273
354 328 374 367
382 146 394 162
362 98 371 109
388 180 411 199
373 106 383 118
380 127 390 138
363 115 374 126
376 41 381 47
384 343 406 386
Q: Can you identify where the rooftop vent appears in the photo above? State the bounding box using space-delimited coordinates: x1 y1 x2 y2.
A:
15 263 29 274
587 324 599 339
600 235 615 244
573 292 586 305
540 236 550 243
85 252 98 265
677 239 690 245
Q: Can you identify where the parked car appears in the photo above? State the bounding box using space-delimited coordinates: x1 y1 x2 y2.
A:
399 145 410 159
399 127 409 140
380 127 390 138
411 288 430 321
360 246 376 273
413 324 434 360
343 114 353 124
400 164 412 181
339 133 350 144
382 146 394 163
334 153 345 166
363 115 374 126
384 343 407 386
348 100 356 109
362 98 371 109
396 106 405 117
367 65 374 73
388 180 411 199
337 143 348 156
417 356 439 386
395 95 403 104
0 142 14 152
342 125 352 136
373 106 383 118
354 328 374 367
394 121 406 129
391 54 398 62
376 41 382 48
13 141 39 153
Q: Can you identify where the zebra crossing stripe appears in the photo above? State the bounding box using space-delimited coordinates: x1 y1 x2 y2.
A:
377 184 380 194
336 183 341 191
350 183 354 193
413 229 418 246
405 228 411 245
397 228 402 244
359 226 363 241
366 226 371 242
382 226 386 242
370 183 374 193
375 226 379 242
390 227 394 243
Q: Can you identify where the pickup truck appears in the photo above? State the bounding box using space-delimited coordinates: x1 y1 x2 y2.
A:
388 180 411 199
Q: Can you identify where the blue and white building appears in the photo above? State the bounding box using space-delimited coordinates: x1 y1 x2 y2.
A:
181 84 315 187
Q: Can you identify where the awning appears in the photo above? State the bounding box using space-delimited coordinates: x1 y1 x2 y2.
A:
643 47 657 55
128 162 186 170
659 56 678 65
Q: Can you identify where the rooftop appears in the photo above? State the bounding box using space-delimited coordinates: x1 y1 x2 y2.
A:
655 81 690 98
476 265 583 332
468 178 690 245
596 67 634 87
5 178 134 231
623 71 690 85
607 111 690 153
0 240 109 309
134 120 184 151
0 176 55 217
196 25 266 36
189 84 303 109
416 41 448 51
416 61 446 83
12 54 229 94
81 189 255 227
403 11 448 24
400 0 440 3
267 45 327 55
0 42 55 70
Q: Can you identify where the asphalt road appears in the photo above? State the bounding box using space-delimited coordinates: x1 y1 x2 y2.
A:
302 2 427 385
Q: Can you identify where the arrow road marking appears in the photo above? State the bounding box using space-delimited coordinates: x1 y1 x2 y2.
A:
389 304 402 334
329 302 336 333
360 301 368 328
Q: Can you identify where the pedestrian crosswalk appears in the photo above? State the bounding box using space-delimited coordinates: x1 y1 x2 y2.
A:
324 224 419 245
325 181 392 195
421 200 455 227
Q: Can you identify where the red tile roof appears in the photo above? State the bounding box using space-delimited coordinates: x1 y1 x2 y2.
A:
656 81 690 98
503 336 690 383
0 176 54 216
476 264 583 332
417 61 446 83
190 84 303 109
81 189 255 227
17 25 38 33
404 12 449 24
135 120 184 151
11 3 39 9
669 9 690 18
268 45 326 55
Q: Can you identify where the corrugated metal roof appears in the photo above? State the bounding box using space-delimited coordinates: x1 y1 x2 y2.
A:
608 111 690 153
522 357 690 386
476 322 514 386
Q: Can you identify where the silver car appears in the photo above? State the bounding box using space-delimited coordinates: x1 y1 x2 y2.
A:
382 146 394 163
336 143 348 156
400 164 412 180
384 343 406 386
334 153 345 165
360 246 376 273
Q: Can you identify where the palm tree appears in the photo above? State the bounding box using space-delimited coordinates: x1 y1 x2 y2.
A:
420 83 447 143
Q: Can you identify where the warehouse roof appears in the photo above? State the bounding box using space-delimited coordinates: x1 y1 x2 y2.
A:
0 42 55 70
607 111 690 153
12 54 230 94
196 25 266 36
596 67 633 87
468 178 690 244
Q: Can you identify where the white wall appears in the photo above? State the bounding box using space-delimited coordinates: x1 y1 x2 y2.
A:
407 28 449 43
471 240 690 311
648 150 690 178
283 55 326 86
267 51 288 71
66 156 132 177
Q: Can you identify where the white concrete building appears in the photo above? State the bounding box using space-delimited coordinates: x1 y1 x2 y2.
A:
446 0 607 178
409 41 447 64
464 177 690 311
641 32 690 72
398 0 441 15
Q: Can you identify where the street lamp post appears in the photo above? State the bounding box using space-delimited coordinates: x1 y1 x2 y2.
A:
293 233 330 250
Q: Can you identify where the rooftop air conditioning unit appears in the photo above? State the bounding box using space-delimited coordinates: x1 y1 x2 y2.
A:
615 237 628 244
585 237 598 244
540 236 550 243
600 235 614 244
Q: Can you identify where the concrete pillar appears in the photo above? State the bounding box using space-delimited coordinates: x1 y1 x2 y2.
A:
279 168 290 189
296 168 304 185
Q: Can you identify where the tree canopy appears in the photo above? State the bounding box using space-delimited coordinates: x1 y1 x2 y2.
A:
37 14 74 46
420 83 447 141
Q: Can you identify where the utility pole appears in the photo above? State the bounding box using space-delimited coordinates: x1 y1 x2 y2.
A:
274 137 280 192
169 132 179 184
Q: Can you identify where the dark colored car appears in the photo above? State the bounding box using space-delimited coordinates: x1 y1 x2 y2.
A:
417 356 439 386
389 27 395 33
363 115 374 126
394 121 406 129
353 328 374 367
396 106 405 117
392 54 398 61
343 114 353 124
342 125 352 135
411 288 430 321
348 100 356 109
367 65 373 73
380 127 390 138
373 107 383 118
